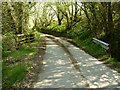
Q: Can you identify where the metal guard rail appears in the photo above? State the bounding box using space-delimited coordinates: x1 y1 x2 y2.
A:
92 38 109 50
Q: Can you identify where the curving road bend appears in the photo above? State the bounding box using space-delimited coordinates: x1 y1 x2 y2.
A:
33 34 120 88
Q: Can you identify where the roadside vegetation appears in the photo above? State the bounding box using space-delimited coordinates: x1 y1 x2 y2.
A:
42 20 120 70
2 1 120 89
2 2 42 89
35 2 120 70
2 31 41 89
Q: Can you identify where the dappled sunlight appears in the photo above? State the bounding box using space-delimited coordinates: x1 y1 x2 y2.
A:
53 72 65 77
47 45 58 47
56 59 67 65
29 52 35 56
3 1 120 89
60 39 120 88
54 37 61 40
34 36 120 88
34 37 87 88
34 79 54 87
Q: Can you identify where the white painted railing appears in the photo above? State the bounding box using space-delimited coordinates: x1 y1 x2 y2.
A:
92 38 109 50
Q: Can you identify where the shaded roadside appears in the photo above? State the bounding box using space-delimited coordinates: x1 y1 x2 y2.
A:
59 36 120 73
14 35 46 88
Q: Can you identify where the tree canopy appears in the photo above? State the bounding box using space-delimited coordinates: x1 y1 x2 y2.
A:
2 1 120 60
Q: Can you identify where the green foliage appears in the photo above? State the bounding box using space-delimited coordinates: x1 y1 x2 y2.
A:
107 57 120 68
2 61 32 89
66 30 78 39
2 32 16 51
2 2 120 89
2 44 37 89
2 32 41 89
40 23 66 37
33 31 41 41
74 38 106 57
3 36 38 59
52 24 66 32
2 51 12 58
11 46 36 59
69 28 106 58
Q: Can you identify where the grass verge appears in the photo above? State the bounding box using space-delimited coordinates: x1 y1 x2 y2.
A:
66 31 120 72
2 61 32 89
2 31 41 89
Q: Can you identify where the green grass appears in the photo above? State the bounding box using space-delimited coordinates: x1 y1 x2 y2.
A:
2 31 41 89
11 46 37 59
68 28 120 69
0 61 2 86
74 38 106 58
71 30 120 69
70 31 120 69
2 46 35 89
2 61 32 89
67 28 107 58
107 58 120 68
3 45 37 59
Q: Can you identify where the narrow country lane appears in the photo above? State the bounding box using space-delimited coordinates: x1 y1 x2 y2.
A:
33 34 120 88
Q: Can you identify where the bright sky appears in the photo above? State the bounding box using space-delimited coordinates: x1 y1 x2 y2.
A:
29 1 82 28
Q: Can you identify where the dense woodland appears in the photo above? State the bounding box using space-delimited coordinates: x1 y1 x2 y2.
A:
2 1 120 89
2 2 120 60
